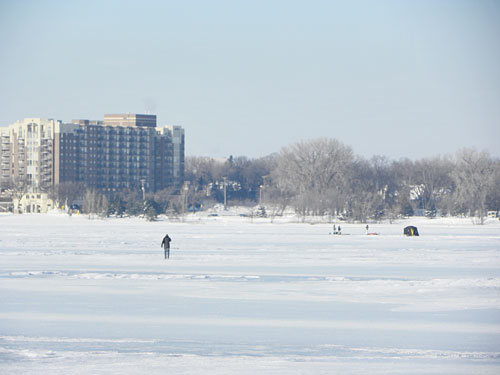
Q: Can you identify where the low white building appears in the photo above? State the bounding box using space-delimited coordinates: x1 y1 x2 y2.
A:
13 192 54 214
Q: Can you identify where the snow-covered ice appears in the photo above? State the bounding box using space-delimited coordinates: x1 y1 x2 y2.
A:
1 213 500 374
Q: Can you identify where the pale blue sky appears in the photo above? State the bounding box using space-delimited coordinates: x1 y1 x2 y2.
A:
1 0 499 159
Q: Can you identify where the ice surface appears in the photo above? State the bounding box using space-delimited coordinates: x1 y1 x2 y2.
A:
1 213 500 374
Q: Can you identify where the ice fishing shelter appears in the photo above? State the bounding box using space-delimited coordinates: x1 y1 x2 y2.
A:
404 226 419 236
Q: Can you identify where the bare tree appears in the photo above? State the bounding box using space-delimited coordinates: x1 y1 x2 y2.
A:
51 182 85 208
346 156 394 221
486 159 500 215
452 148 496 224
390 158 418 216
413 156 455 216
82 189 109 219
82 189 97 218
275 138 354 217
185 156 225 190
264 183 293 222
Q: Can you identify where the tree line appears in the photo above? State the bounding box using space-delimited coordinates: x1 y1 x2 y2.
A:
184 139 500 223
8 138 499 223
50 183 189 221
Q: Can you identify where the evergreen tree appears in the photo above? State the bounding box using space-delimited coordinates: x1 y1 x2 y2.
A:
425 201 437 218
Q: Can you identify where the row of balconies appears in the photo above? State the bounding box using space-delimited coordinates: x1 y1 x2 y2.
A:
78 151 152 157
86 136 151 143
84 128 150 135
104 168 149 173
77 143 151 150
78 148 151 155
86 167 150 174
91 164 150 170
73 165 150 172
103 142 150 148
66 159 151 166
85 142 150 148
84 178 149 185
95 173 149 179
60 144 163 152
68 136 152 144
97 147 150 153
87 153 152 160
93 135 150 140
83 158 151 164
103 156 152 162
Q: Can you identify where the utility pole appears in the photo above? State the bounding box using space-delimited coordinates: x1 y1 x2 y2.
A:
140 179 147 217
182 181 189 216
261 175 268 205
223 177 227 210
140 179 146 201
141 178 146 202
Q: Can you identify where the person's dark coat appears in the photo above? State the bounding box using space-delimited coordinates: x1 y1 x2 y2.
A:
161 234 172 248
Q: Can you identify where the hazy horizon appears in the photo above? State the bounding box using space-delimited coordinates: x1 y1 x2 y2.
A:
1 0 499 160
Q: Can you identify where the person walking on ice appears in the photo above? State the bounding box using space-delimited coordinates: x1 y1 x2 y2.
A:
161 234 172 259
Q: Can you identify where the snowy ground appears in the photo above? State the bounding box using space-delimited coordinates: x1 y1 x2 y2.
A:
1 212 500 374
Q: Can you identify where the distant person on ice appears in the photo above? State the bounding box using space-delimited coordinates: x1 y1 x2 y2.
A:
161 234 172 259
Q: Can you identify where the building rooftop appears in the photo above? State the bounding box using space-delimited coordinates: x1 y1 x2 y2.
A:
103 114 156 128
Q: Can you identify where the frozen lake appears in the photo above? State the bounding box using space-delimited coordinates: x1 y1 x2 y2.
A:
1 213 500 374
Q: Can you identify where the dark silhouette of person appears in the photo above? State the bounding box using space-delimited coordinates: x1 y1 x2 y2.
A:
161 234 172 259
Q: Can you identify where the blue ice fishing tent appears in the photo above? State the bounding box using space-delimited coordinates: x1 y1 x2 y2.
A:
404 226 419 236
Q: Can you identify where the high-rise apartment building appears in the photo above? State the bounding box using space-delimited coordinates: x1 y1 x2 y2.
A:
0 115 184 193
0 118 58 191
